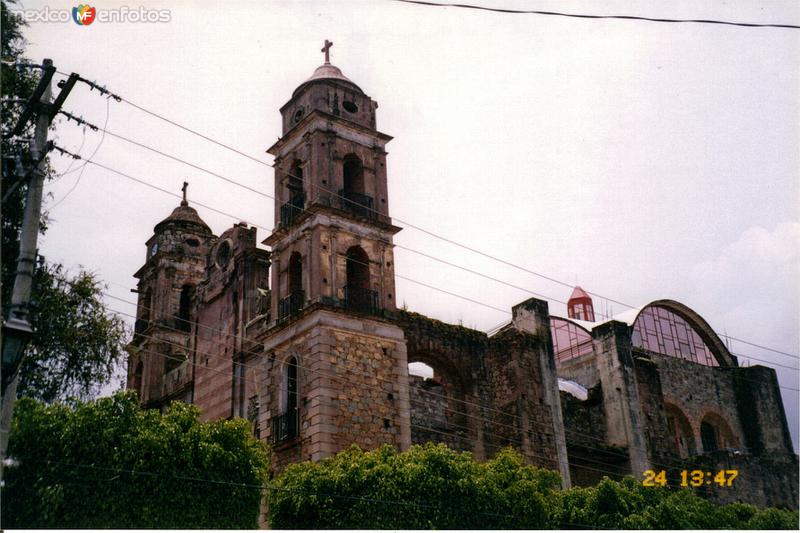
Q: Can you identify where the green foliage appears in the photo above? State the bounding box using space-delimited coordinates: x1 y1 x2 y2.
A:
270 444 799 530
2 1 126 402
2 392 270 529
269 443 561 529
18 263 127 402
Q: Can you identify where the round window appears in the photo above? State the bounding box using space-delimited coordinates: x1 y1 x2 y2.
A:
293 108 304 123
342 100 358 113
215 240 232 268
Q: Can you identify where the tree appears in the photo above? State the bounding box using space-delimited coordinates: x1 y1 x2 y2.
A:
269 443 562 529
269 443 799 529
2 392 270 528
1 0 127 401
19 263 127 402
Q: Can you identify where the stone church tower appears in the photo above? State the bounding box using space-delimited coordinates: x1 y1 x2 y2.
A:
260 43 412 468
128 190 214 407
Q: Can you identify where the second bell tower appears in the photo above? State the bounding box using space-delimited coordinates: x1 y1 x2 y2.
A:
261 42 411 468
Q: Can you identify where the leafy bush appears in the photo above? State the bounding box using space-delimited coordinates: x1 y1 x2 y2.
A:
269 443 561 529
2 391 269 528
270 444 799 530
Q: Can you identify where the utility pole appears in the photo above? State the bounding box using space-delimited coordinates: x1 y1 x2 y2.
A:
1 59 77 480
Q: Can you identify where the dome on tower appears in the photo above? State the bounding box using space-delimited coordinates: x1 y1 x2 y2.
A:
293 62 363 97
154 200 211 235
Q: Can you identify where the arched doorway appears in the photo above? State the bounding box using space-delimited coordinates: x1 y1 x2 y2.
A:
340 154 373 218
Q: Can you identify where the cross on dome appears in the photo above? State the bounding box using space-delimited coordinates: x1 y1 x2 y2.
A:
321 39 333 64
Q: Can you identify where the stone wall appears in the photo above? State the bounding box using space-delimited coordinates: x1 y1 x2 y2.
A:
687 451 799 509
408 375 468 451
260 308 410 473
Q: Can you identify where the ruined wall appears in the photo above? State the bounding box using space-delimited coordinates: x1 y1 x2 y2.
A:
393 310 489 458
646 350 745 452
484 328 566 475
560 387 630 487
408 375 468 451
557 353 599 389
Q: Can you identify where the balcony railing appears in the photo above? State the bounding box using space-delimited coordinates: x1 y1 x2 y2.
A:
280 192 305 227
338 189 376 220
278 290 305 321
343 285 380 316
270 410 298 445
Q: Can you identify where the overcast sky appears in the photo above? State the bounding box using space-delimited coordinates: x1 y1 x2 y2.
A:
15 0 799 448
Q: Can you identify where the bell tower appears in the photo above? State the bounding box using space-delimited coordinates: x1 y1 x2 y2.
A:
261 42 410 468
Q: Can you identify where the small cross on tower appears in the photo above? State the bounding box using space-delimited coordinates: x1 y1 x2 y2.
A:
321 39 333 64
181 181 188 206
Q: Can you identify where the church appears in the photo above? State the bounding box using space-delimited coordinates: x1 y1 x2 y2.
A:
126 44 797 509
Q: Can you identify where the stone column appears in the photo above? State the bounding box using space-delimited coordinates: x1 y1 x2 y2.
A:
511 298 572 488
592 321 650 476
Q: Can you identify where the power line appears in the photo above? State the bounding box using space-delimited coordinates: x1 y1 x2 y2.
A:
391 0 800 29
48 140 799 375
49 140 799 377
58 73 800 360
100 287 800 469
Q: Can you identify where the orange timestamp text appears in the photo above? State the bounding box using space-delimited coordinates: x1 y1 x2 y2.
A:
642 469 738 487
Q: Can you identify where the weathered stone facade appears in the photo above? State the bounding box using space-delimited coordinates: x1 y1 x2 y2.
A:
127 56 797 512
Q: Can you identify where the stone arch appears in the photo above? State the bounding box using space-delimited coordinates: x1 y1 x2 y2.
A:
664 402 696 458
407 350 472 452
630 300 737 368
699 411 738 452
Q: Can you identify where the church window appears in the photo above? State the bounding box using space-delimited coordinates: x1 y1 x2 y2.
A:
279 253 304 320
215 240 232 269
272 357 299 444
178 284 194 332
288 252 303 294
340 154 374 218
701 421 718 453
550 318 593 364
344 246 377 314
342 154 364 195
184 237 199 247
632 305 718 366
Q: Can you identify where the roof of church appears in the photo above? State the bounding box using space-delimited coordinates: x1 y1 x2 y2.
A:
154 200 212 234
293 62 363 96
